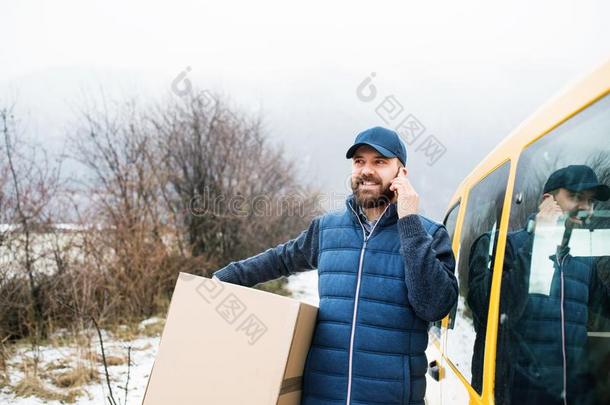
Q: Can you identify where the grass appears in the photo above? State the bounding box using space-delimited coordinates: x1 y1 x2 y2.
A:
10 352 97 403
14 355 45 377
0 339 13 388
14 374 83 403
78 341 128 366
109 316 166 341
95 353 127 366
50 363 98 388
255 277 292 296
2 313 165 403
141 319 165 337
45 358 72 371
109 323 141 341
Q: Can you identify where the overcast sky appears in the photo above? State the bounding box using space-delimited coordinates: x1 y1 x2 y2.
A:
2 0 610 219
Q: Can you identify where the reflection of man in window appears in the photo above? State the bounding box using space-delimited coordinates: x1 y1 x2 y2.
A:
468 165 610 405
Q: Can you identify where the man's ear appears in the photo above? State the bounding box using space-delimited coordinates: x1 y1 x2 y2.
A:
401 166 408 177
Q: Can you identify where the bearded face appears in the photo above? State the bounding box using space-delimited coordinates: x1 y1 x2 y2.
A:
350 145 402 209
549 188 597 227
351 171 396 208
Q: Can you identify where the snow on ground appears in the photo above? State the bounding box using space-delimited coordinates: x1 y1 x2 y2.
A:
0 273 473 405
444 295 477 382
5 271 473 405
0 276 318 405
286 270 319 307
0 319 161 405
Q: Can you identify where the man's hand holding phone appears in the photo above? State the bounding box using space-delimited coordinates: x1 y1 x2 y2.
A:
536 193 564 227
389 167 419 219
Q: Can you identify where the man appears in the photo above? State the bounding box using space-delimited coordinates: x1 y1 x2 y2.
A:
213 126 458 405
468 165 610 405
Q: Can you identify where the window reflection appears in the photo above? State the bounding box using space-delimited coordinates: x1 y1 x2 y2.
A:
447 162 509 393
496 94 610 405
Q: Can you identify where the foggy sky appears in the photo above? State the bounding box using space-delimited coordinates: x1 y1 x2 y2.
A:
2 0 610 220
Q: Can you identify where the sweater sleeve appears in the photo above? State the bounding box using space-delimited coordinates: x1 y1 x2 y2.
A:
211 216 320 287
397 214 458 322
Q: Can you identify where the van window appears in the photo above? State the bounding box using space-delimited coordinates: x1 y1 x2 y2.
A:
496 94 610 404
432 202 461 337
446 162 510 393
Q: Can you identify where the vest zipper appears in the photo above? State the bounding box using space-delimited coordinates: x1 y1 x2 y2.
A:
557 254 568 405
345 202 389 405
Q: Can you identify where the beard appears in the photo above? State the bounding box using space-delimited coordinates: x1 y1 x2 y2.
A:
351 173 395 209
566 208 592 228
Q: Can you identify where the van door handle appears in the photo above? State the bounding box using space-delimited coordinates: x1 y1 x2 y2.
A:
428 360 440 381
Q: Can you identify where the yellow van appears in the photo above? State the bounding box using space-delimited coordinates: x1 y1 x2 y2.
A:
425 60 610 405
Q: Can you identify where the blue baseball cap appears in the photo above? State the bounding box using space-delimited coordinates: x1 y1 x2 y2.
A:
345 126 407 166
543 165 610 201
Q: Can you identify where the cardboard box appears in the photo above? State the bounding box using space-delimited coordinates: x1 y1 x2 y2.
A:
142 272 318 405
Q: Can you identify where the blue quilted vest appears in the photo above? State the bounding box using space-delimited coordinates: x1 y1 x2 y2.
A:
507 229 592 401
301 195 441 405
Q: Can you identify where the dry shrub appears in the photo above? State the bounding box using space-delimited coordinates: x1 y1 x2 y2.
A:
0 92 320 348
0 337 10 387
95 354 126 366
140 319 165 337
0 275 32 341
45 358 72 372
14 374 83 403
14 355 42 376
50 363 98 388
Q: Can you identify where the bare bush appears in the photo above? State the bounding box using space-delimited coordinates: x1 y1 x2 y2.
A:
0 107 62 341
150 90 322 265
0 90 321 348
